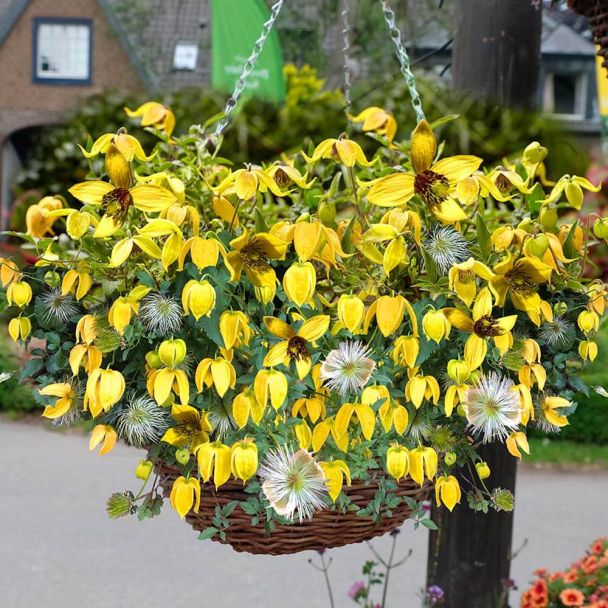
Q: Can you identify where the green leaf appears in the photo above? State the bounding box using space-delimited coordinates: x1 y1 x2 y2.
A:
562 221 580 260
198 526 219 540
341 215 358 254
420 518 438 530
475 212 491 261
419 246 437 283
430 114 459 130
254 207 269 232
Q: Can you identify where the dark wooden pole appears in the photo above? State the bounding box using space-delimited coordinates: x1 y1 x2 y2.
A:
426 2 542 607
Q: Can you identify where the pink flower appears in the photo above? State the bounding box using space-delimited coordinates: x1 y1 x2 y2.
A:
347 581 366 600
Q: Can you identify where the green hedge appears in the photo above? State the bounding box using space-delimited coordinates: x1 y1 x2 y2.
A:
0 331 37 413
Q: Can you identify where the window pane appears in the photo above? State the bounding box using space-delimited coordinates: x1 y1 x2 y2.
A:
553 73 577 115
36 23 90 80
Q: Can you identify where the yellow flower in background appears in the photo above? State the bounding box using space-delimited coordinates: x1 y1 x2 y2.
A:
386 444 410 480
541 396 570 428
26 196 63 238
506 431 530 459
320 460 351 501
409 446 438 485
230 438 258 482
587 282 608 316
6 281 32 308
0 257 20 286
89 424 117 456
445 288 517 370
195 357 236 398
254 368 288 410
125 101 176 137
435 475 461 511
448 257 494 307
542 174 600 209
303 135 373 167
263 315 330 379
196 441 231 489
181 279 216 320
224 229 288 289
40 383 76 419
365 120 482 223
161 404 212 452
404 369 440 409
350 106 398 143
84 368 125 417
8 316 31 342
283 261 316 306
219 311 252 350
490 225 527 252
169 476 200 519
213 166 291 200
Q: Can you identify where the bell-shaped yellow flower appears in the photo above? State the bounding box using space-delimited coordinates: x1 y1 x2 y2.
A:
386 444 410 480
476 462 491 480
254 368 288 410
448 257 494 307
337 294 365 334
266 162 315 190
161 404 212 452
350 106 397 143
409 446 438 485
170 476 201 519
292 220 323 261
361 385 408 434
196 441 231 489
0 258 20 287
506 431 530 459
303 135 373 167
219 311 252 350
84 368 125 417
319 460 351 501
578 309 599 334
312 417 349 452
292 397 326 424
178 236 223 271
365 120 481 223
391 336 420 368
435 475 461 511
76 314 98 344
125 101 176 137
61 269 93 301
230 438 258 482
232 388 265 428
579 340 598 362
135 459 153 481
108 285 150 335
158 339 187 368
89 424 117 456
542 174 600 209
334 403 375 440
25 196 63 238
40 383 76 419
263 315 330 379
365 294 417 337
422 309 451 343
404 369 440 409
195 357 236 397
79 130 153 162
182 279 216 320
8 316 31 342
69 343 102 375
294 420 313 449
7 281 32 308
541 396 570 428
518 339 546 390
214 166 291 200
283 261 316 306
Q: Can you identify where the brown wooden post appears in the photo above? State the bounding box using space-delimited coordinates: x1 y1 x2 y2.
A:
426 2 542 607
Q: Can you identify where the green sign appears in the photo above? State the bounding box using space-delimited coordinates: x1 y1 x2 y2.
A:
211 0 286 103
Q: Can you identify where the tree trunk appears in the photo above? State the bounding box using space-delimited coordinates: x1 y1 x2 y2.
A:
426 2 542 607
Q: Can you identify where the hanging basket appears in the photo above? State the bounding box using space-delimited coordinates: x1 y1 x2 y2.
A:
156 461 432 555
569 0 608 68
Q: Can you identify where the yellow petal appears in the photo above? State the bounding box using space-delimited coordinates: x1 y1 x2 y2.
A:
411 120 436 174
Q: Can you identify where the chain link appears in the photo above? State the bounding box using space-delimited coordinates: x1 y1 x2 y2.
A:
211 0 285 139
341 0 353 115
380 0 426 123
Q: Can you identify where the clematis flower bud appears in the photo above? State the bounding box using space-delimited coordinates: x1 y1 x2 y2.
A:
135 459 153 481
422 309 451 343
338 294 365 333
386 444 410 480
476 461 491 480
230 439 258 482
409 446 438 485
6 281 32 307
435 475 461 511
283 261 316 306
158 339 187 368
182 279 216 320
169 476 200 518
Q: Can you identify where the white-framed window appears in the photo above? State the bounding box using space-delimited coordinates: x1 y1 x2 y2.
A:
33 18 92 84
543 72 588 120
173 42 198 71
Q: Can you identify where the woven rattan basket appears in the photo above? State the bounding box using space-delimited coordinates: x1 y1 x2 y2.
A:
569 0 608 68
156 461 432 555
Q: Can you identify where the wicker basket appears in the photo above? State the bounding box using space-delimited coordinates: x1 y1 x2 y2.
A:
156 461 432 555
569 0 608 68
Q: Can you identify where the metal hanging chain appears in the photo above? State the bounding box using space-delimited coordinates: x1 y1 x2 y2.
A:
212 0 285 140
380 0 426 123
341 0 353 115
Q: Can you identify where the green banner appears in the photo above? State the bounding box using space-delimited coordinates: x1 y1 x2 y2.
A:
211 0 285 103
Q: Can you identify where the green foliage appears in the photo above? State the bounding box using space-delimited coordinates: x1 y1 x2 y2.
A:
0 330 37 413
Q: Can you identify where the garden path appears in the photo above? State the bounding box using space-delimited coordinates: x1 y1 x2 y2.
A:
1 420 606 608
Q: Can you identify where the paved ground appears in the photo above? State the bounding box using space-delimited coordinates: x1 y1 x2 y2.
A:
1 420 607 608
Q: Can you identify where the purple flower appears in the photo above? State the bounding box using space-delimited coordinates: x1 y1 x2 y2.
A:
347 581 366 600
426 585 445 604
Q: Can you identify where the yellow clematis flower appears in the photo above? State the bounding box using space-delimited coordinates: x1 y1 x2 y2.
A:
219 311 252 350
263 315 330 379
161 404 212 452
445 288 517 370
386 444 410 480
61 268 93 301
8 316 31 342
135 459 153 481
232 388 265 428
578 309 599 334
334 402 375 440
579 340 598 362
178 236 224 271
404 369 440 409
506 431 530 459
422 309 451 344
364 294 418 337
365 120 482 223
435 475 461 511
84 368 125 417
448 257 494 307
587 282 608 316
0 257 20 287
148 359 190 406
6 281 32 308
541 396 570 428
89 424 117 456
76 314 98 344
125 101 176 137
312 416 349 452
254 368 288 410
195 357 236 398
542 174 600 209
444 359 472 416
213 166 290 200
40 383 76 419
69 178 175 238
319 460 351 501
350 106 397 143
476 461 491 480
169 476 201 519
230 438 258 482
266 162 315 190
303 135 373 167
409 446 438 485
79 130 153 162
358 223 409 275
224 229 288 289
181 279 216 320
391 335 420 368
69 343 102 375
489 254 552 325
337 294 366 334
108 285 150 335
283 261 316 306
518 339 546 390
196 441 231 489
292 397 326 424
25 196 63 238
